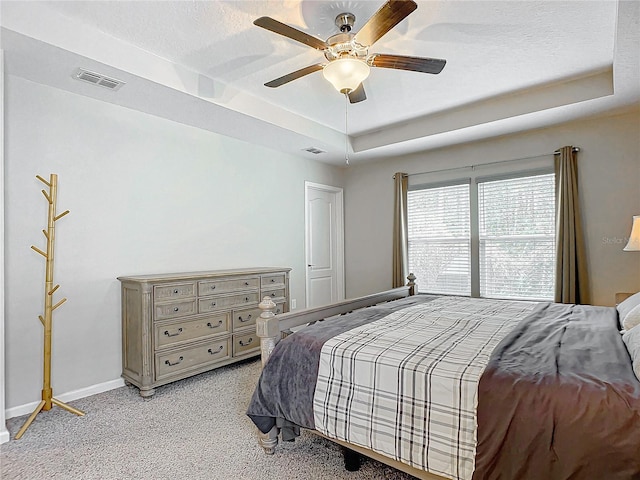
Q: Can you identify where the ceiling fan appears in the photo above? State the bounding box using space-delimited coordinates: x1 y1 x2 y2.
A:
254 0 446 104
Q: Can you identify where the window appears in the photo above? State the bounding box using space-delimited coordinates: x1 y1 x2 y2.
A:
408 171 555 301
408 183 471 295
478 174 555 300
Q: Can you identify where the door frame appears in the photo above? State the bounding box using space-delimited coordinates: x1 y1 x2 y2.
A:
304 181 345 308
1 50 9 443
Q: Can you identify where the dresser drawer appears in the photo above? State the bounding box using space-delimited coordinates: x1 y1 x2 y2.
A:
154 299 197 320
233 332 260 356
198 277 259 296
154 282 196 302
198 292 260 313
261 274 286 289
232 302 286 331
155 314 229 349
231 307 261 330
262 288 286 302
155 337 231 380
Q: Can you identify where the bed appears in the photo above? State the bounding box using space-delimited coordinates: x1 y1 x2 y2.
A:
246 279 640 480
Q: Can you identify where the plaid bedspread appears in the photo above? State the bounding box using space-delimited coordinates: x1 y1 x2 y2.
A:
312 296 537 480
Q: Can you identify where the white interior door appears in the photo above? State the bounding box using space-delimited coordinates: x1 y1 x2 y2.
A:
305 182 345 308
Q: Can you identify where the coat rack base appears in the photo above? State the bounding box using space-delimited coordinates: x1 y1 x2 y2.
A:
14 391 85 440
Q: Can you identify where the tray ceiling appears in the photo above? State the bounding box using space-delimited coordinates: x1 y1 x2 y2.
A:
1 1 638 165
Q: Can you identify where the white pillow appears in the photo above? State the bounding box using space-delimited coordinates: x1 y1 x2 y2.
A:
617 292 640 329
622 303 640 331
622 326 640 382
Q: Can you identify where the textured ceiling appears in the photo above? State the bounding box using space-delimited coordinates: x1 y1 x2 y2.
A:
1 1 638 164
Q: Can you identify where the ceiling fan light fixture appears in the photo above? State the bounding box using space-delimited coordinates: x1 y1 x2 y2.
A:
323 58 370 94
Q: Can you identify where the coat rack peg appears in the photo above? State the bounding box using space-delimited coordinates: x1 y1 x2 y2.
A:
15 173 83 440
36 175 51 187
52 298 67 311
31 245 47 258
54 210 70 221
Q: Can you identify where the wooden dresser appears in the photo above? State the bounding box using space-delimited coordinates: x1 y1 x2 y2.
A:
117 267 290 397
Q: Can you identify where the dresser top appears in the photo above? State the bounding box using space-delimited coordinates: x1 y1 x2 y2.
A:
117 267 291 283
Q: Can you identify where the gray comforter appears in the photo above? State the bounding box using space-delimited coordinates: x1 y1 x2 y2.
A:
474 302 640 479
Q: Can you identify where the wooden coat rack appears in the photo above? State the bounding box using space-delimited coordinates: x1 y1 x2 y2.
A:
15 174 84 440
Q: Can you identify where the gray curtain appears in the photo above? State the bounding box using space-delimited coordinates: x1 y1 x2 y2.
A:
393 173 409 288
554 146 590 304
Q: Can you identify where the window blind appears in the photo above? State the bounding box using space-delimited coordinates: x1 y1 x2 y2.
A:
407 183 471 295
478 173 555 300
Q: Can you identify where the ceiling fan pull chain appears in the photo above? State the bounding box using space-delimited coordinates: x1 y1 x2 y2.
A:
345 93 350 166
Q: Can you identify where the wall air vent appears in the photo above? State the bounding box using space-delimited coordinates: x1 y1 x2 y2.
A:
73 68 125 91
303 147 326 155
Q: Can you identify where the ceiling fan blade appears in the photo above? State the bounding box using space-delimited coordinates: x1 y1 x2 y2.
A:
354 0 418 47
348 84 367 104
254 17 328 51
369 54 446 74
264 64 324 88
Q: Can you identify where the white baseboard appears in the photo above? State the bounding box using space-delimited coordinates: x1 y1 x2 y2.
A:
5 378 125 420
0 426 9 444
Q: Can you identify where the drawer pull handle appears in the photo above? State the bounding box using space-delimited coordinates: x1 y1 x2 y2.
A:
244 282 249 286
210 285 216 290
271 292 276 297
173 289 179 294
271 279 275 282
239 337 254 347
239 314 252 323
165 356 184 367
164 328 183 337
208 346 223 355
245 297 249 302
211 302 216 307
207 320 223 328
173 307 179 312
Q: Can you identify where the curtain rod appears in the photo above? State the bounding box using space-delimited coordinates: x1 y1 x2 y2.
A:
397 147 580 178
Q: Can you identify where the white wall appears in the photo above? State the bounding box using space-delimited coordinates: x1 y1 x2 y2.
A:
3 75 344 411
344 109 640 306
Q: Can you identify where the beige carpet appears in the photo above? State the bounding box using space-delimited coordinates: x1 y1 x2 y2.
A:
1 358 415 479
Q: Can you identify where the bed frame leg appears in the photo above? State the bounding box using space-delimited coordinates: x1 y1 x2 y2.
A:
259 426 279 455
342 446 362 471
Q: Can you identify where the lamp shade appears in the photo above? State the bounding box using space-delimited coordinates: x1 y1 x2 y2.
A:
623 215 640 251
323 58 370 94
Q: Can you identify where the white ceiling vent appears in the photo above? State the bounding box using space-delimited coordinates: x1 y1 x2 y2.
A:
302 147 326 155
73 68 125 91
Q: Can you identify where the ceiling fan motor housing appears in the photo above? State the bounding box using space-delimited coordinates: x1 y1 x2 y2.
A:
324 34 368 61
324 12 369 61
